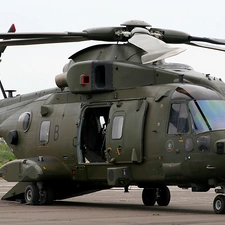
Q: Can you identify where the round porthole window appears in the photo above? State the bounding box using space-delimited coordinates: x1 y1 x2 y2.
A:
18 112 32 132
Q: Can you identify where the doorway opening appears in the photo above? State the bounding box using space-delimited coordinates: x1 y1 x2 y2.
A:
79 106 110 163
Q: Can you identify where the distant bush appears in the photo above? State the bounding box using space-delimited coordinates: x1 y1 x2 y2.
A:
0 140 15 166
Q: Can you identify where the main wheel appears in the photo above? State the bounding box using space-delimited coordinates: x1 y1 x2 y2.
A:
157 186 171 206
39 187 54 205
24 184 39 205
142 188 156 206
213 195 225 214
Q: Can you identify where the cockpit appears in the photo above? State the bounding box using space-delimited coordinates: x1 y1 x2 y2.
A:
168 84 225 135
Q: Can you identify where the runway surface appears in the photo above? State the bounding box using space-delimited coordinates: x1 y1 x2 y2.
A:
0 180 225 225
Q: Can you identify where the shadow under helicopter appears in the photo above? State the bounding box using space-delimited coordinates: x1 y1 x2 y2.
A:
39 200 213 215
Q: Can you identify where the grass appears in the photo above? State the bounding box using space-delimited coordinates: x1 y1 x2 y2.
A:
0 141 15 167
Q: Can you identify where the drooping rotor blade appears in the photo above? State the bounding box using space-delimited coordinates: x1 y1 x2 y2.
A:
189 36 225 45
0 31 86 39
129 28 185 63
188 41 225 52
0 36 88 47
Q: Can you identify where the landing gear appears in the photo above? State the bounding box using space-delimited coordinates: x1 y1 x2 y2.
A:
157 186 171 206
24 183 54 205
213 195 225 214
24 184 39 205
142 188 156 206
39 187 54 205
142 186 171 207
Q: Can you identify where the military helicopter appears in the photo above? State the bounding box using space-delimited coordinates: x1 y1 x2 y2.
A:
1 20 225 214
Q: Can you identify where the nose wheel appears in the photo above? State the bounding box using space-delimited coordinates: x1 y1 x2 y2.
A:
213 195 225 214
142 186 171 206
24 184 39 205
24 183 54 205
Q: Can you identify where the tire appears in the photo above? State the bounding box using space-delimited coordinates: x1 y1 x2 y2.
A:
142 188 156 206
157 186 171 206
213 195 225 214
24 184 39 205
39 187 54 205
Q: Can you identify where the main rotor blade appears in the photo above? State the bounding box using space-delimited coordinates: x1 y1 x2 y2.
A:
151 28 225 49
0 36 88 47
188 41 225 52
2 22 225 54
0 26 126 44
0 31 87 39
189 36 225 45
0 26 127 46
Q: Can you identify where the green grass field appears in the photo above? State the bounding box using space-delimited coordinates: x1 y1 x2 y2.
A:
0 141 15 167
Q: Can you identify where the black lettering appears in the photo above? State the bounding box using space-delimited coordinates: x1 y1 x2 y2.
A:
54 125 59 141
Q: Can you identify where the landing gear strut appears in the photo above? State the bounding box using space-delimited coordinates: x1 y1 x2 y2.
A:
24 183 54 205
142 186 171 206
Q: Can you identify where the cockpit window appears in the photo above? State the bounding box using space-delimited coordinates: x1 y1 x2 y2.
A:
189 100 225 133
168 103 189 134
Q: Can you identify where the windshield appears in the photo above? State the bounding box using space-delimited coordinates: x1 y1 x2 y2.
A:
189 100 225 133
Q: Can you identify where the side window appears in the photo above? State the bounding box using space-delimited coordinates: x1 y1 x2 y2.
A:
112 116 124 139
18 112 32 132
168 103 189 134
40 121 51 144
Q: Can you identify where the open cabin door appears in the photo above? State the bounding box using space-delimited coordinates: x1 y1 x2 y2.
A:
106 99 148 163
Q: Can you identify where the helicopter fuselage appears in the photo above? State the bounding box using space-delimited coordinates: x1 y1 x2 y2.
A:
1 42 225 212
1 74 225 194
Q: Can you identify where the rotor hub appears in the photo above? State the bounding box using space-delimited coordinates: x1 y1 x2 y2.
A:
121 20 151 31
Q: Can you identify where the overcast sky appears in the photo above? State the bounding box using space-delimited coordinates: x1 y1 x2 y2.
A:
1 0 225 97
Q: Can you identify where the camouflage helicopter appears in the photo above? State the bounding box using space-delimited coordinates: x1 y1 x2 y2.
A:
1 20 225 214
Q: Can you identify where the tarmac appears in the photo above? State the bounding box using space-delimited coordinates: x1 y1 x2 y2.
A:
0 180 225 225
